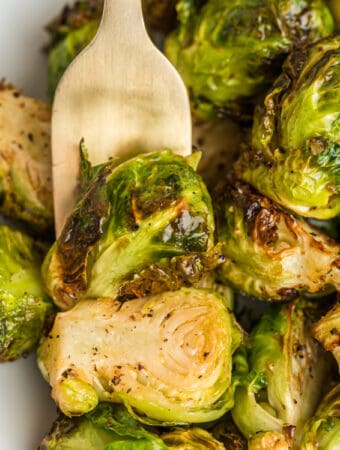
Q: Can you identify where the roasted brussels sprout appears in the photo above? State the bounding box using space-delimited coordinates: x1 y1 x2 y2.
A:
236 34 340 219
38 288 242 422
232 301 332 447
300 383 340 450
43 150 222 310
313 302 340 370
0 82 53 235
165 0 334 120
39 402 226 449
0 225 53 361
215 178 340 301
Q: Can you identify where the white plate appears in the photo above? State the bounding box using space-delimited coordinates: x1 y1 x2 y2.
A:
0 2 69 449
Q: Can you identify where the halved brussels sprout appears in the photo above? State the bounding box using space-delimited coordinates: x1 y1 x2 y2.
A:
0 82 53 235
0 225 53 361
301 383 340 449
236 34 340 219
165 0 334 120
39 402 225 449
38 288 242 422
43 150 221 310
232 301 333 447
215 178 340 301
313 303 340 371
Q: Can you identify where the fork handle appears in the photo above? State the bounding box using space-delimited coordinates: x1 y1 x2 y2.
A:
99 0 148 42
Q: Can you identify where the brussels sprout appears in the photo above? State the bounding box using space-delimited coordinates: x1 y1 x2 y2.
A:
43 150 221 310
39 402 226 449
236 34 340 219
300 383 340 450
232 301 333 447
215 178 340 301
0 225 53 361
313 303 340 371
38 288 242 422
165 0 334 120
0 82 53 235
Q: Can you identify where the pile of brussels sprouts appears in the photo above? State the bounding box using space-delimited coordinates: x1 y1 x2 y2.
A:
0 0 339 449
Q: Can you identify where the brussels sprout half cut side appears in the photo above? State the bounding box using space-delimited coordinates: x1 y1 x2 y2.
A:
38 288 242 424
